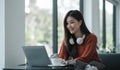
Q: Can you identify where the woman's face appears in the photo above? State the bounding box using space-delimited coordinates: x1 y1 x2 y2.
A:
66 16 81 34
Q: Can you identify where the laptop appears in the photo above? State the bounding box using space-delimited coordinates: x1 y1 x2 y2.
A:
22 46 51 67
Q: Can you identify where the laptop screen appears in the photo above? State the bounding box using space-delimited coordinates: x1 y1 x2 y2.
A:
22 46 51 66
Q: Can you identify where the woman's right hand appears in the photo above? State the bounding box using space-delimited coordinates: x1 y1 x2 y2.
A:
61 59 67 65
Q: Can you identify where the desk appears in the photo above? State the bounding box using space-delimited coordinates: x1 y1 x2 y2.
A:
3 65 74 70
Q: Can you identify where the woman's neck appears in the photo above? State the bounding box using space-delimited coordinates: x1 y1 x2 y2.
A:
74 31 83 38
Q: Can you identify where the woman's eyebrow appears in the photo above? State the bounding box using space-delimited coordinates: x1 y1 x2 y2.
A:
67 20 73 23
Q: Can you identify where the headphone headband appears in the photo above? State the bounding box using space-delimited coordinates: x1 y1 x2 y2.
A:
69 34 85 45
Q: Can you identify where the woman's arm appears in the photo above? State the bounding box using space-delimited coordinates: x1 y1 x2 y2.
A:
58 41 68 60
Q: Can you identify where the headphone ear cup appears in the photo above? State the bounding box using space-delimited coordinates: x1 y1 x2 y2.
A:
69 35 85 45
69 37 75 45
76 38 83 45
76 34 85 45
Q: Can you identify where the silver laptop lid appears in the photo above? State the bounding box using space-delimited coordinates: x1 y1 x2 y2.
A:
22 46 51 66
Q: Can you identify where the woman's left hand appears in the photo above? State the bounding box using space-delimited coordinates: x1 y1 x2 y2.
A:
66 59 76 64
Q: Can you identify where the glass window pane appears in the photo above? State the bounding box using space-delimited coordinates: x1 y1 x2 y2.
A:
25 0 53 57
99 0 103 51
105 1 113 53
99 0 114 53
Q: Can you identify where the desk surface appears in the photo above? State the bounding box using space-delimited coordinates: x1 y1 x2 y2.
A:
4 65 74 70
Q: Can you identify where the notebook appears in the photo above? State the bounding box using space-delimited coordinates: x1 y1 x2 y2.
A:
22 46 51 67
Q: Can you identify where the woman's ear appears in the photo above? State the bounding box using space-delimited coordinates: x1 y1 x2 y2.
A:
79 20 82 26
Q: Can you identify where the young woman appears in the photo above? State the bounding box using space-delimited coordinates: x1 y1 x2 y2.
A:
58 10 104 70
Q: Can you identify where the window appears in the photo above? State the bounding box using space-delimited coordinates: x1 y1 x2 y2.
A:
99 0 115 53
106 1 114 53
25 0 53 56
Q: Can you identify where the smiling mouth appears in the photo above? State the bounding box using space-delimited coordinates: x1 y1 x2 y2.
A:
69 29 74 34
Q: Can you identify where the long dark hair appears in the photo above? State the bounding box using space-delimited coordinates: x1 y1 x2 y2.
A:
63 10 91 58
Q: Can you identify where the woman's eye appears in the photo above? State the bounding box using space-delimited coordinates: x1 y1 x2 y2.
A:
70 22 74 24
67 21 74 24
